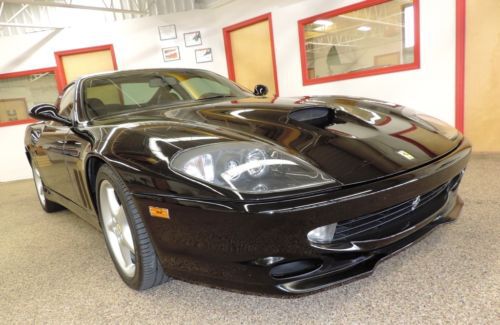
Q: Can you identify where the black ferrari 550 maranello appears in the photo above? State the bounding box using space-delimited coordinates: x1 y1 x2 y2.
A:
25 68 471 294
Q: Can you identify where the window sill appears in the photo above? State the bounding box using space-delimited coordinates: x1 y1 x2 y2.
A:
302 62 420 86
0 119 37 127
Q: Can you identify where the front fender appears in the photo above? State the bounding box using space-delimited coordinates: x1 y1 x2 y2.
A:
90 125 240 201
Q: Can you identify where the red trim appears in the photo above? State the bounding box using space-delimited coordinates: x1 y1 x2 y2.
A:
0 67 57 128
223 13 280 96
0 119 37 127
390 124 437 158
375 115 392 126
298 0 421 85
54 44 118 91
0 67 57 79
294 96 311 104
455 0 466 132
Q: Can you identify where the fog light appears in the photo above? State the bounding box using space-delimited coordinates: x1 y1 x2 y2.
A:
307 223 337 244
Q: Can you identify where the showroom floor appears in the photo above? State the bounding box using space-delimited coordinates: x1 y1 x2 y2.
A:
1 154 498 324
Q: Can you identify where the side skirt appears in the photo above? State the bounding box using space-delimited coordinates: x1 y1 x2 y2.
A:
44 187 101 231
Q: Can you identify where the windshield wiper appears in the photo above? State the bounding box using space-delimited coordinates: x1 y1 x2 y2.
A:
196 95 236 101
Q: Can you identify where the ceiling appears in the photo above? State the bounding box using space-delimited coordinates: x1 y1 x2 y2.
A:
0 0 231 37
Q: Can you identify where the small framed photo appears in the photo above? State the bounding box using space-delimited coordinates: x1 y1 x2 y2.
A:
162 46 180 62
184 31 202 47
158 24 177 40
195 48 213 63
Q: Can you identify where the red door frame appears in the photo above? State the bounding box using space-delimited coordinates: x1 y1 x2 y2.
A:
54 44 118 92
223 13 280 96
455 0 466 132
0 67 58 127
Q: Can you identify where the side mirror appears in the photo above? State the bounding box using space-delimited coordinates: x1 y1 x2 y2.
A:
253 84 268 96
29 104 71 126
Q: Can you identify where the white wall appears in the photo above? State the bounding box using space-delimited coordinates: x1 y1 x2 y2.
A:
272 0 456 123
0 0 457 181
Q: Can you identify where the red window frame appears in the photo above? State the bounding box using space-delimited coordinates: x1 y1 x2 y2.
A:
0 67 58 127
298 0 421 85
54 44 118 91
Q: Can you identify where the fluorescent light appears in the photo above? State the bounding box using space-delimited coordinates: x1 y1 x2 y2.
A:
357 25 372 32
404 5 415 48
313 19 333 27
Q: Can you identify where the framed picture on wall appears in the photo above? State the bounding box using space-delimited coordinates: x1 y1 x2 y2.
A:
195 48 213 63
162 46 180 62
158 24 177 40
184 31 202 47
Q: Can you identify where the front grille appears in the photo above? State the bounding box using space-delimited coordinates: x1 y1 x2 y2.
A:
333 181 453 243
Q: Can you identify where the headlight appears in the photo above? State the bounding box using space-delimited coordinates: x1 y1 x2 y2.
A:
171 141 336 194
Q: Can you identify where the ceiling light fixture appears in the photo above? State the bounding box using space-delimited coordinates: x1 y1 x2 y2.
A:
357 25 372 32
313 19 333 27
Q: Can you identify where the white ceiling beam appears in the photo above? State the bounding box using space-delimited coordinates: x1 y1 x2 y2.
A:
5 3 28 22
0 3 29 31
30 72 50 82
0 3 5 18
195 0 233 9
0 22 63 29
2 0 146 14
338 14 402 28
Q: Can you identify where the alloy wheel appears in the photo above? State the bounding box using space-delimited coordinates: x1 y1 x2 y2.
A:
99 180 136 277
33 168 46 205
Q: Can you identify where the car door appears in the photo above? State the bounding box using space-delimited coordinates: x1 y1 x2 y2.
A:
63 120 94 211
33 85 76 198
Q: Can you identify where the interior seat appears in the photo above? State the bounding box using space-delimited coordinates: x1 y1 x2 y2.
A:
86 98 105 109
85 98 105 117
155 87 181 105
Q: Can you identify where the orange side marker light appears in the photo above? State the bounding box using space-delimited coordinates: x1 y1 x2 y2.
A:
149 206 170 219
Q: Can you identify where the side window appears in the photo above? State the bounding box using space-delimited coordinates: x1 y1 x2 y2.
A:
58 85 75 119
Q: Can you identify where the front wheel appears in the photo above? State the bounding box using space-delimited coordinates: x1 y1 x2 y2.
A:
96 165 169 290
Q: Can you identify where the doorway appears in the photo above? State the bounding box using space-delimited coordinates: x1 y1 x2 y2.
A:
464 0 500 152
54 44 118 91
223 13 279 96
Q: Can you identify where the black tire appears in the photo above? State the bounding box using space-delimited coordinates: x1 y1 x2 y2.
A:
32 166 65 213
96 164 170 290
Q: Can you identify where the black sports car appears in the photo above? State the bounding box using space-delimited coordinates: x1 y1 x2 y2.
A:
25 68 471 295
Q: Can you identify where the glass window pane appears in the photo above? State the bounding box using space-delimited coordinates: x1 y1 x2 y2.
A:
302 0 416 80
59 85 76 118
86 84 121 105
82 70 249 119
179 77 231 98
0 72 58 123
121 83 158 105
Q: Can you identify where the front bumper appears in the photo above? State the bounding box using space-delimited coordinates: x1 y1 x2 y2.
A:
134 141 471 295
277 192 463 293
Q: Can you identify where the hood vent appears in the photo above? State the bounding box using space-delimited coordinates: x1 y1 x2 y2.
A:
288 106 340 128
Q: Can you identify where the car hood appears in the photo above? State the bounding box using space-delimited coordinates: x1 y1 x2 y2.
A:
93 96 462 186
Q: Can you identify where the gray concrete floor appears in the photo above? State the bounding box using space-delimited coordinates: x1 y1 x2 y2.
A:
0 154 499 324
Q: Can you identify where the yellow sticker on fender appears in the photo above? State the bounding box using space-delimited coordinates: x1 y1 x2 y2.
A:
149 206 170 219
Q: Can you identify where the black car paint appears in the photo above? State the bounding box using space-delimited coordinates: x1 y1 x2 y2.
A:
25 69 471 295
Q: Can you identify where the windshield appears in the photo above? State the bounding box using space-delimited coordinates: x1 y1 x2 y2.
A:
82 69 252 119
